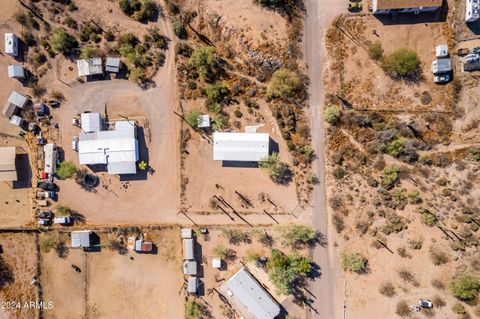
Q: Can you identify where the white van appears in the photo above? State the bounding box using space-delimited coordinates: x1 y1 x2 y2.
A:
5 33 18 57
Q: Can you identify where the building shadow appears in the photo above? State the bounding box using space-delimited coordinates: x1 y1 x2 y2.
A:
119 126 149 181
86 232 101 253
269 137 279 154
466 20 480 35
12 153 31 189
221 161 259 168
374 2 448 25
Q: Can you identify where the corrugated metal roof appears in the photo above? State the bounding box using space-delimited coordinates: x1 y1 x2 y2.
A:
221 268 280 319
71 230 92 248
2 103 16 118
0 147 17 181
7 65 24 78
213 132 269 162
81 113 102 132
44 144 56 174
7 91 27 108
183 238 194 260
105 57 121 72
375 0 442 10
77 58 103 76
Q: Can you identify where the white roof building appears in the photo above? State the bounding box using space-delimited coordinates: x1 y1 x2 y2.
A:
220 268 281 319
9 115 24 127
183 260 198 275
213 132 269 162
71 230 93 248
466 0 480 22
8 64 25 79
197 115 210 128
3 91 28 118
181 228 193 239
105 57 121 73
81 113 102 133
212 258 222 269
44 144 57 175
187 276 198 294
432 58 452 74
183 238 194 260
435 44 449 58
78 120 138 175
0 147 17 182
76 58 103 77
4 33 18 57
372 0 442 14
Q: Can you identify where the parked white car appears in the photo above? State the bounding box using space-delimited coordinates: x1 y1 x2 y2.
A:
53 217 71 225
419 299 433 308
72 136 79 151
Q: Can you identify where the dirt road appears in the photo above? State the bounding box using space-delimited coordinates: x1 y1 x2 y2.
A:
304 0 346 318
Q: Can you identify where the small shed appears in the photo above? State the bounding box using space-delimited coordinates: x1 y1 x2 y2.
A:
212 258 222 269
71 230 93 248
0 147 17 182
187 276 198 294
183 261 198 275
77 58 103 77
183 238 194 260
435 44 449 58
105 57 121 73
44 144 57 175
181 228 193 239
432 58 452 74
9 115 24 127
134 239 153 252
8 64 25 79
197 115 211 128
6 91 28 109
4 33 18 57
81 113 102 133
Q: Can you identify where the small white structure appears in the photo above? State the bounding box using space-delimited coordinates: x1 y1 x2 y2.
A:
435 44 449 58
0 147 17 182
3 91 28 119
7 64 25 79
81 112 102 133
432 58 452 74
372 0 442 14
466 0 480 22
78 119 138 175
181 228 193 239
4 33 18 57
44 144 57 175
71 230 93 248
76 58 103 77
187 276 198 294
220 267 281 319
105 57 121 73
134 239 153 252
183 238 194 260
197 115 211 128
183 260 198 275
213 132 269 162
9 115 24 127
212 258 222 269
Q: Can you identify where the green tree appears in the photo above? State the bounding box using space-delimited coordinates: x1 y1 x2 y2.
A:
324 105 340 125
51 27 78 54
381 165 399 189
267 68 300 99
278 224 317 248
381 48 420 78
368 41 383 60
135 0 158 23
267 249 311 295
186 110 201 128
451 272 480 301
55 205 72 216
381 136 404 157
79 45 100 59
259 153 290 184
129 67 146 83
185 299 201 319
173 20 187 39
56 161 77 180
420 207 437 227
190 46 217 78
138 160 148 170
341 252 368 273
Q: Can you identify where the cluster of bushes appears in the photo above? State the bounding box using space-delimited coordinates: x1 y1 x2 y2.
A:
267 249 311 295
119 0 158 23
341 252 368 273
368 43 421 79
259 153 292 184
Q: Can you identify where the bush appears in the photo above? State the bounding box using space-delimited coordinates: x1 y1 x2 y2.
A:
368 41 383 60
213 245 236 261
451 272 480 301
185 299 201 319
267 68 301 99
324 106 340 125
56 205 72 216
119 0 142 15
267 249 311 295
407 190 422 204
40 235 56 253
429 246 449 265
381 165 399 189
381 48 420 78
278 225 316 248
341 252 367 273
333 213 345 233
64 16 78 29
221 228 251 245
396 300 411 317
135 0 158 23
129 67 146 83
380 136 404 157
0 256 13 288
379 281 396 297
56 161 77 179
433 295 446 308
186 109 201 128
259 152 291 184
420 207 437 227
79 45 100 59
173 20 187 39
190 46 217 78
51 27 78 54
452 302 467 314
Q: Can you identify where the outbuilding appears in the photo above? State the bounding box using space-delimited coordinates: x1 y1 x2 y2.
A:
4 33 18 57
8 64 25 79
187 276 198 294
71 230 93 248
197 115 211 128
0 147 17 182
134 239 153 252
435 44 449 58
212 258 222 269
81 112 102 133
372 0 442 14
2 91 28 119
213 132 270 162
183 261 198 275
77 58 103 77
181 228 193 239
9 115 24 127
183 238 194 260
105 57 122 73
432 58 452 74
44 144 57 175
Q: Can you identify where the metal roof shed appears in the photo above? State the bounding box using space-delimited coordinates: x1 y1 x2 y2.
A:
4 33 18 57
197 115 210 128
44 144 57 175
0 147 17 181
432 58 452 74
220 267 281 319
10 115 24 127
183 238 194 260
435 44 449 58
77 58 103 77
183 261 198 275
81 112 102 133
187 276 198 294
213 132 270 162
105 57 121 72
181 228 193 239
8 65 25 79
71 230 93 248
7 91 28 109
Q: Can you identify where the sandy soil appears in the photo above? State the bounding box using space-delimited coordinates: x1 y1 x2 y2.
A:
0 233 38 319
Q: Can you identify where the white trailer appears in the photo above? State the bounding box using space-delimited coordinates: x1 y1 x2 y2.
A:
4 33 18 57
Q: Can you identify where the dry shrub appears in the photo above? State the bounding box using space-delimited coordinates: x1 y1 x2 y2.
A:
379 281 396 297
